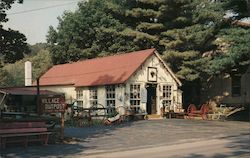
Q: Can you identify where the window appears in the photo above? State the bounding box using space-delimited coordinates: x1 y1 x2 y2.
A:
89 88 98 106
130 84 141 113
232 75 241 97
162 85 172 107
76 89 83 107
106 85 116 114
76 90 83 99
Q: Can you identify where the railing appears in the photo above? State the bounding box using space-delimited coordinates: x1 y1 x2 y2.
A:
70 104 147 127
70 104 118 127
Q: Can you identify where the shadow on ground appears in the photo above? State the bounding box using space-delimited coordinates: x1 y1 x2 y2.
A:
0 122 134 158
1 120 249 158
181 134 250 158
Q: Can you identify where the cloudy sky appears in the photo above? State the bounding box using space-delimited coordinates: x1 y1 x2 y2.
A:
4 0 83 45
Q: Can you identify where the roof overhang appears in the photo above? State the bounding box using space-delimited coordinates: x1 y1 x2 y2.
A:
0 87 63 96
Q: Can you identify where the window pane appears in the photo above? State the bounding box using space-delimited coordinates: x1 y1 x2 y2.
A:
162 85 172 107
89 88 98 106
130 84 141 114
77 101 83 107
106 85 116 115
232 75 241 97
76 90 83 99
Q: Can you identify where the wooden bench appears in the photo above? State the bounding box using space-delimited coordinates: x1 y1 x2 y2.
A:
0 121 52 149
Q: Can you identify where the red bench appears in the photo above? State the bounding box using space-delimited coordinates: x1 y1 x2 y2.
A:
0 121 51 148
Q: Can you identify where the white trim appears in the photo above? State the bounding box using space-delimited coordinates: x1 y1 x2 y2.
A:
153 51 182 86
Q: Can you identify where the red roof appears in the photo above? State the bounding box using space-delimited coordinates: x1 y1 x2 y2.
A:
0 87 61 96
39 49 156 87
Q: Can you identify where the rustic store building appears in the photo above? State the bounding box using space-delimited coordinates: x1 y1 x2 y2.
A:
38 49 183 116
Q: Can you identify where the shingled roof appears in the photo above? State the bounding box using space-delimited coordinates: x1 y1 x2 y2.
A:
39 49 157 87
39 48 181 87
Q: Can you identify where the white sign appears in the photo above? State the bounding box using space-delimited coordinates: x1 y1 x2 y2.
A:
141 87 147 103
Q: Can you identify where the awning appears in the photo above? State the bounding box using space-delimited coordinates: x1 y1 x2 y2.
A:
0 87 62 96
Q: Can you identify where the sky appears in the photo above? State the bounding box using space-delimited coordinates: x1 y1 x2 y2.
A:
4 0 249 45
4 0 83 45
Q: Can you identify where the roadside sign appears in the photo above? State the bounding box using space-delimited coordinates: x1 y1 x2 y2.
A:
40 95 66 113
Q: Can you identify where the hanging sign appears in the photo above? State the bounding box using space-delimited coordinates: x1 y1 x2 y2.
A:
40 95 66 113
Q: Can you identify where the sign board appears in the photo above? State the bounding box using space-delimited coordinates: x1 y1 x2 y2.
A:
40 95 66 113
141 87 147 103
148 67 157 82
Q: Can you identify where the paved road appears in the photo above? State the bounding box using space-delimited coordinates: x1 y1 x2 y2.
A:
82 135 250 158
1 119 250 158
64 119 250 152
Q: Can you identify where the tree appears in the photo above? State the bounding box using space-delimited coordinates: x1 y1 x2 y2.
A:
47 0 126 64
0 0 30 64
0 63 9 87
47 0 249 105
160 0 226 80
222 0 249 19
1 48 52 87
49 0 249 74
209 26 250 75
207 0 250 75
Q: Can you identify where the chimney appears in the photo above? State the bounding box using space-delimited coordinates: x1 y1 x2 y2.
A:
25 61 32 86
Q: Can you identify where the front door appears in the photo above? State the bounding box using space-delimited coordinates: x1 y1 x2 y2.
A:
146 84 157 114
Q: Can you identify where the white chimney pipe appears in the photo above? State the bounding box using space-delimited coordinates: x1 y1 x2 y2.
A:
25 61 32 86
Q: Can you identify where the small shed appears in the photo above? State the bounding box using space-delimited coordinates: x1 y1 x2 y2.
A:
0 87 62 114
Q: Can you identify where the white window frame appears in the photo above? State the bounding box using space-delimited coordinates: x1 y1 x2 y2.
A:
89 87 98 107
76 89 83 108
162 85 172 109
130 84 141 113
106 85 116 114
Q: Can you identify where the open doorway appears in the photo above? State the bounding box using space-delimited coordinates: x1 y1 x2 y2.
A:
146 84 157 114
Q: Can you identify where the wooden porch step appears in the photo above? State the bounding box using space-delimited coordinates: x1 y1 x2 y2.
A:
147 114 163 120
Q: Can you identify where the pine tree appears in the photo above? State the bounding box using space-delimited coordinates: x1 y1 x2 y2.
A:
47 0 249 105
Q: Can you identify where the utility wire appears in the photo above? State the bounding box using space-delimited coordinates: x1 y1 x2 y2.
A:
7 1 78 16
24 0 78 1
24 0 76 2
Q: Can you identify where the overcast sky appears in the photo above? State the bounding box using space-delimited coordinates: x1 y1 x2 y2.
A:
4 0 249 45
4 0 82 45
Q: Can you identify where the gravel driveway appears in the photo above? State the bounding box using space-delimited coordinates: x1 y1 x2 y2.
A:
1 119 250 158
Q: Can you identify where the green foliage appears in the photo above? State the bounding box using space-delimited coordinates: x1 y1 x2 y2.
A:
209 27 250 74
44 0 250 106
222 0 249 19
0 29 30 63
47 0 125 64
0 0 23 24
47 0 249 82
29 43 49 55
163 50 211 81
161 24 216 52
0 68 9 87
1 49 52 87
0 0 30 64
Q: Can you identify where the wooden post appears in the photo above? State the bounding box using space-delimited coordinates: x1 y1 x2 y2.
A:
36 78 41 115
60 112 65 140
88 109 92 126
